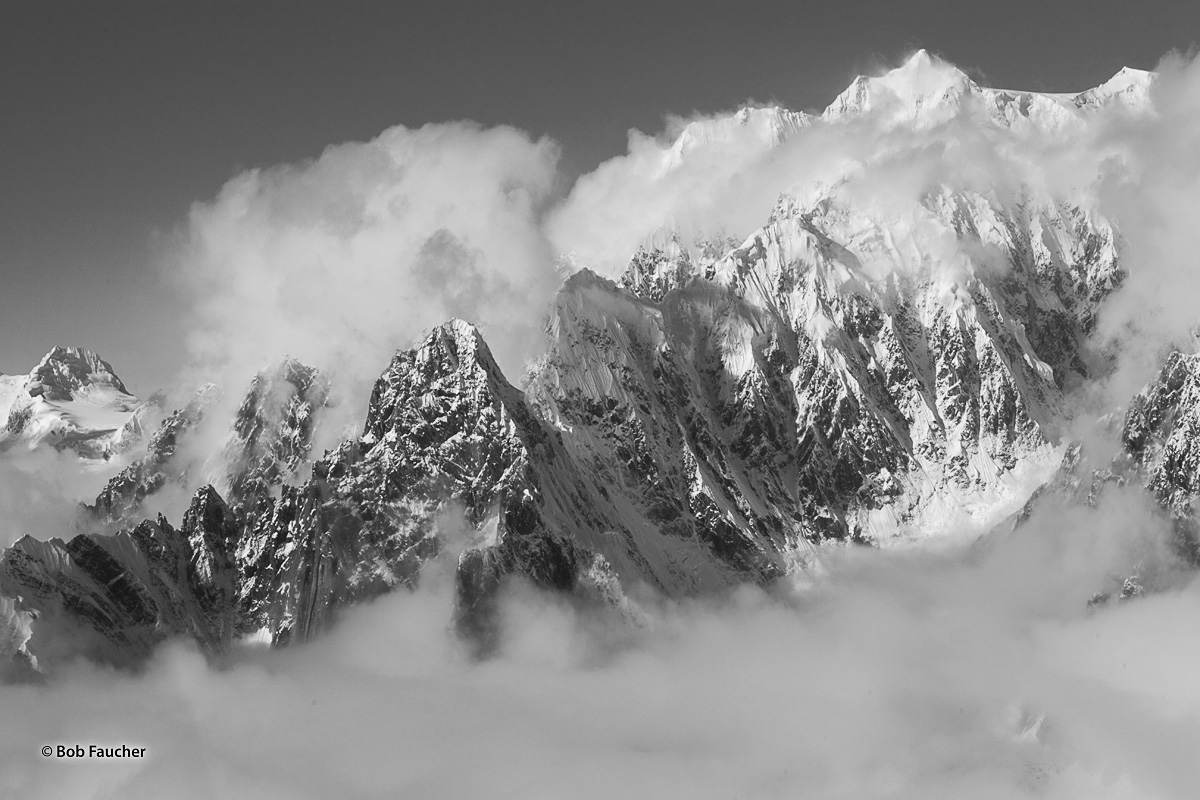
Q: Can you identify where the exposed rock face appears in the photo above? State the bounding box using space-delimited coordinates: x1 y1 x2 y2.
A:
0 347 148 460
601 189 1119 540
1 357 339 664
0 329 581 660
0 487 239 666
1123 352 1200 511
1121 351 1200 560
221 357 329 515
25 346 131 402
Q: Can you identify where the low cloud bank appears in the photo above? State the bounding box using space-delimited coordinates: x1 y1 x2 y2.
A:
1 488 1197 799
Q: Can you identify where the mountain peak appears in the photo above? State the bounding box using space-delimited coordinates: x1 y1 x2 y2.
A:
404 319 503 384
903 48 935 68
29 346 129 401
889 48 969 93
1072 65 1154 110
824 51 974 122
439 317 480 338
1098 65 1154 96
430 318 484 358
0 346 142 459
822 53 1154 129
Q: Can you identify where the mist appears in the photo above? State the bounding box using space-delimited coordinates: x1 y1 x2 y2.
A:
1 486 1196 799
0 448 129 550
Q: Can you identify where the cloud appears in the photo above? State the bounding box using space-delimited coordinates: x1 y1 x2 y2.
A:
1089 52 1200 405
0 485 1197 799
0 448 127 549
171 122 562 435
545 110 810 271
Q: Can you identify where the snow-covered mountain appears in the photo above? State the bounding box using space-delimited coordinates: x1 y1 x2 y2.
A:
665 105 812 169
824 49 1152 130
0 347 151 460
0 55 1188 670
607 189 1118 543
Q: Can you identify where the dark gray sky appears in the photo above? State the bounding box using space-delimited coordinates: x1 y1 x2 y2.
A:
2 0 1198 393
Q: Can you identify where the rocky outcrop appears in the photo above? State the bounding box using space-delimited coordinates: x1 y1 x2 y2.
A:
0 487 240 666
1121 351 1200 560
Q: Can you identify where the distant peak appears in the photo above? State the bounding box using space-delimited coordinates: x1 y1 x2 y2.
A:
825 51 973 122
29 346 129 400
38 345 104 369
1073 66 1154 109
1103 65 1153 91
905 48 934 67
883 48 968 86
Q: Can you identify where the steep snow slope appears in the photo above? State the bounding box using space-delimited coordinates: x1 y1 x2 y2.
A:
824 49 1152 130
564 184 1120 543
